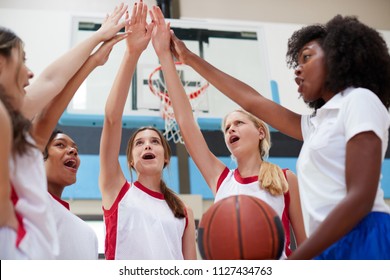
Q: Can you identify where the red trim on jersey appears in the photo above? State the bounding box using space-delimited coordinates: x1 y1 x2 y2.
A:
134 181 165 200
10 184 26 248
281 168 292 256
103 181 130 260
184 207 188 229
216 167 230 192
49 193 70 210
233 169 258 184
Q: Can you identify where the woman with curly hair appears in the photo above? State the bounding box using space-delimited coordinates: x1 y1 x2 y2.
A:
169 15 390 259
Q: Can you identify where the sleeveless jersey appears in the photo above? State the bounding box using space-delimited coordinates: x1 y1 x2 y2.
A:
215 167 292 258
7 135 59 259
103 181 187 260
49 194 98 259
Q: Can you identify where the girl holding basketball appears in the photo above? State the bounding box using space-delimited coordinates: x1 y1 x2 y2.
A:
168 15 390 259
149 6 306 259
99 1 196 260
0 4 129 259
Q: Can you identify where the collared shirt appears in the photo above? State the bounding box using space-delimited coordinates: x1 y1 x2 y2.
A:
297 87 390 236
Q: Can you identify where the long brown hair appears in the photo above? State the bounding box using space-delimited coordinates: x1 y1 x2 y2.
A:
222 109 288 196
126 126 186 218
0 27 34 155
0 86 33 155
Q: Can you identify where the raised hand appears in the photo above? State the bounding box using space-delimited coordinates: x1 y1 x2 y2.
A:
97 3 130 41
150 5 171 57
125 0 154 55
170 31 192 64
90 34 127 67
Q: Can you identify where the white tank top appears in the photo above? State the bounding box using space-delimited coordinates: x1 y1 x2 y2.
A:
215 167 291 258
8 135 59 259
49 194 98 259
215 168 286 216
103 181 186 260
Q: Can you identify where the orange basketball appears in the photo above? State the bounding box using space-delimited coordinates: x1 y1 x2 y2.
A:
197 195 285 260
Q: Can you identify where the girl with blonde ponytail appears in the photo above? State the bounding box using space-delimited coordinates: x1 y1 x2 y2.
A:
150 6 306 259
236 109 289 196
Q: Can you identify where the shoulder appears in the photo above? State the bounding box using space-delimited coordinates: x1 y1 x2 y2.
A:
282 169 297 180
343 87 386 111
284 169 298 191
184 205 194 217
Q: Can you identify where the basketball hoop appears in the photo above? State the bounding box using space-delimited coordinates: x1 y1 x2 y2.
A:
148 62 209 144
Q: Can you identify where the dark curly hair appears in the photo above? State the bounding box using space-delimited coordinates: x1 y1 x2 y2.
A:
286 15 390 110
42 128 63 160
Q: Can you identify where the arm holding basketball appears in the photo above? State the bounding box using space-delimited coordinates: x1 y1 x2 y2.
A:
99 2 154 209
150 6 225 195
22 3 129 120
170 33 303 141
285 170 306 247
32 36 124 151
182 206 197 260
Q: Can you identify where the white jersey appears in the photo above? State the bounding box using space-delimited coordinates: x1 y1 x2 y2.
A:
48 193 98 259
0 226 28 259
6 134 59 259
298 87 390 236
103 181 187 260
215 167 291 258
215 168 286 218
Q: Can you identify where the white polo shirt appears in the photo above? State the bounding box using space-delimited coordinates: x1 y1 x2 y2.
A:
297 87 390 236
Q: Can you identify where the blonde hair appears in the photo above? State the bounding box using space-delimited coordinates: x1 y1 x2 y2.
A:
222 109 288 196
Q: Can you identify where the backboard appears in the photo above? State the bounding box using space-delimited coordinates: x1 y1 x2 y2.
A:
60 17 273 131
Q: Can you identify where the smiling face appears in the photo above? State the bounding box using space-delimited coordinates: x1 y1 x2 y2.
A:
294 40 333 103
223 111 265 160
127 128 170 176
44 133 80 191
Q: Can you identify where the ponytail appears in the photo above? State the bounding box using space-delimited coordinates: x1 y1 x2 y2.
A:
160 180 186 219
258 161 288 196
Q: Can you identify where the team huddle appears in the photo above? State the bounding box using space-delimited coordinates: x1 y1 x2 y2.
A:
1 0 390 260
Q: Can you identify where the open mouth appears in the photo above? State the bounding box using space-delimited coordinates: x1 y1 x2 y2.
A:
142 153 156 160
295 77 304 92
64 159 77 169
229 135 240 144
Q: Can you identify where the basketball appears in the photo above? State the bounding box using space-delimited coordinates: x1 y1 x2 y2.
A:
197 195 285 260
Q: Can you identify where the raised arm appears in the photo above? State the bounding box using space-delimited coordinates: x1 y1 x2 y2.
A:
31 36 125 152
170 33 303 141
22 3 129 120
0 100 18 231
99 1 154 209
150 6 225 195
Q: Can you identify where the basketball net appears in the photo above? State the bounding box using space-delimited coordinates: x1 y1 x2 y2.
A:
148 62 209 144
